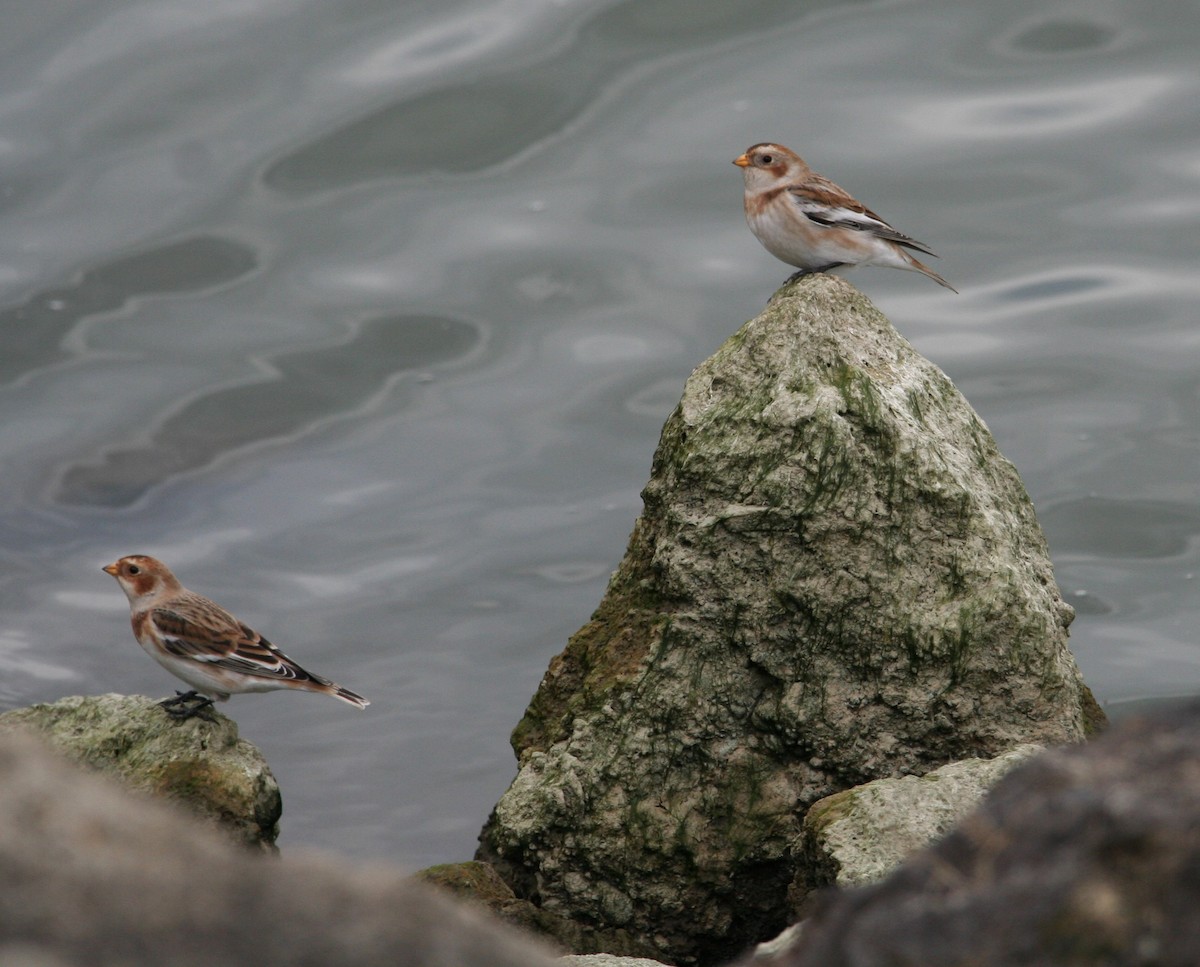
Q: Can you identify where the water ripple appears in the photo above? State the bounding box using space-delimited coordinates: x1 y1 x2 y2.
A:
262 0 826 192
916 74 1176 140
1041 495 1200 561
1002 17 1120 57
53 313 481 508
0 235 257 387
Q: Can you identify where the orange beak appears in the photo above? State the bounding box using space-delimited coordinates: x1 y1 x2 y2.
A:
733 153 751 167
102 562 119 577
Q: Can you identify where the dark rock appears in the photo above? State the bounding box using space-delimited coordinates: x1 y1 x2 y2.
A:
744 701 1200 967
416 860 563 940
0 693 280 849
478 275 1102 965
419 859 524 907
416 860 661 958
0 730 559 967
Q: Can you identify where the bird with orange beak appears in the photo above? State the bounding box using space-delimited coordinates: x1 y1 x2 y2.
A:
734 142 955 291
103 555 369 719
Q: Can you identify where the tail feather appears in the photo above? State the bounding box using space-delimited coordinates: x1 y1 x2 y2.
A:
296 665 369 709
328 683 369 709
905 253 957 293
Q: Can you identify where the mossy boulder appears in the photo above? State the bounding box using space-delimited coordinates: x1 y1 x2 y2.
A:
0 693 280 849
478 275 1103 965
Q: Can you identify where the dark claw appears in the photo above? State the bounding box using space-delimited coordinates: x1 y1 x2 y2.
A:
158 690 215 720
784 263 845 285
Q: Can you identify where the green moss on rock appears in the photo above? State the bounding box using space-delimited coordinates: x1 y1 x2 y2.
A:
479 275 1102 966
0 693 280 850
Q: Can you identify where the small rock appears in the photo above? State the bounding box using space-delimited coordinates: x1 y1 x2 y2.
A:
799 743 1043 895
0 693 280 849
417 860 545 935
419 860 521 905
416 859 600 953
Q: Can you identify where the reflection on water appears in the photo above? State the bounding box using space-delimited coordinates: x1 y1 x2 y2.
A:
1005 18 1117 54
56 313 481 507
264 76 600 189
1042 496 1200 562
1 0 1199 871
0 236 257 384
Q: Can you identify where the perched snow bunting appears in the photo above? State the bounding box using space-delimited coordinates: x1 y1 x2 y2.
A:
103 555 369 718
733 143 956 291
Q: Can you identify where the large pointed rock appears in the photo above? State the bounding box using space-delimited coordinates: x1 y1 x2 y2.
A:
478 275 1102 965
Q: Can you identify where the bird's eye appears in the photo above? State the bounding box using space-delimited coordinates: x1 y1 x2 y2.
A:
127 564 140 575
759 154 773 165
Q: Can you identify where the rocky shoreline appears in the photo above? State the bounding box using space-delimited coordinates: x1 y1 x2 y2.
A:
4 698 1199 966
10 275 1195 967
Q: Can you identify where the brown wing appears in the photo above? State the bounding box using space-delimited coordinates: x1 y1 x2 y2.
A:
151 593 320 685
788 178 939 257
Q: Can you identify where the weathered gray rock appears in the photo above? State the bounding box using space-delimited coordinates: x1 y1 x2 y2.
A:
743 701 1200 967
478 275 1103 965
0 693 280 849
561 957 674 967
798 743 1042 895
0 730 560 967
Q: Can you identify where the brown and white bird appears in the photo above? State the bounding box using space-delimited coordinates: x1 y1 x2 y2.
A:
733 142 956 291
103 555 369 718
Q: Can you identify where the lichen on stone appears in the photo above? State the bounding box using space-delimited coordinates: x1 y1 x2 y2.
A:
479 275 1102 966
0 693 280 850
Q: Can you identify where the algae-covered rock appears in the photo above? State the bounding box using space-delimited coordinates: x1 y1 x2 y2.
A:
0 693 279 849
479 275 1102 965
799 743 1043 895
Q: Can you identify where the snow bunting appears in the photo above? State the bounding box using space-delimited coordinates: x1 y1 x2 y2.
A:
733 143 956 291
103 555 369 718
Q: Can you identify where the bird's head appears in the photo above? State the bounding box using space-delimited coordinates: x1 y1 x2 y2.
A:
733 143 805 187
103 555 178 604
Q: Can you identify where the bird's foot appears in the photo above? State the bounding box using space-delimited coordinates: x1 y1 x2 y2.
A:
784 263 844 285
158 690 215 721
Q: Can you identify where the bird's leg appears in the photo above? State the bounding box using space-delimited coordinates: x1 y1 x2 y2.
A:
158 690 215 720
159 689 199 709
784 263 845 284
163 696 215 720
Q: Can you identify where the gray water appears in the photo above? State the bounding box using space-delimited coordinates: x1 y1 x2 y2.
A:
1 0 1198 867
